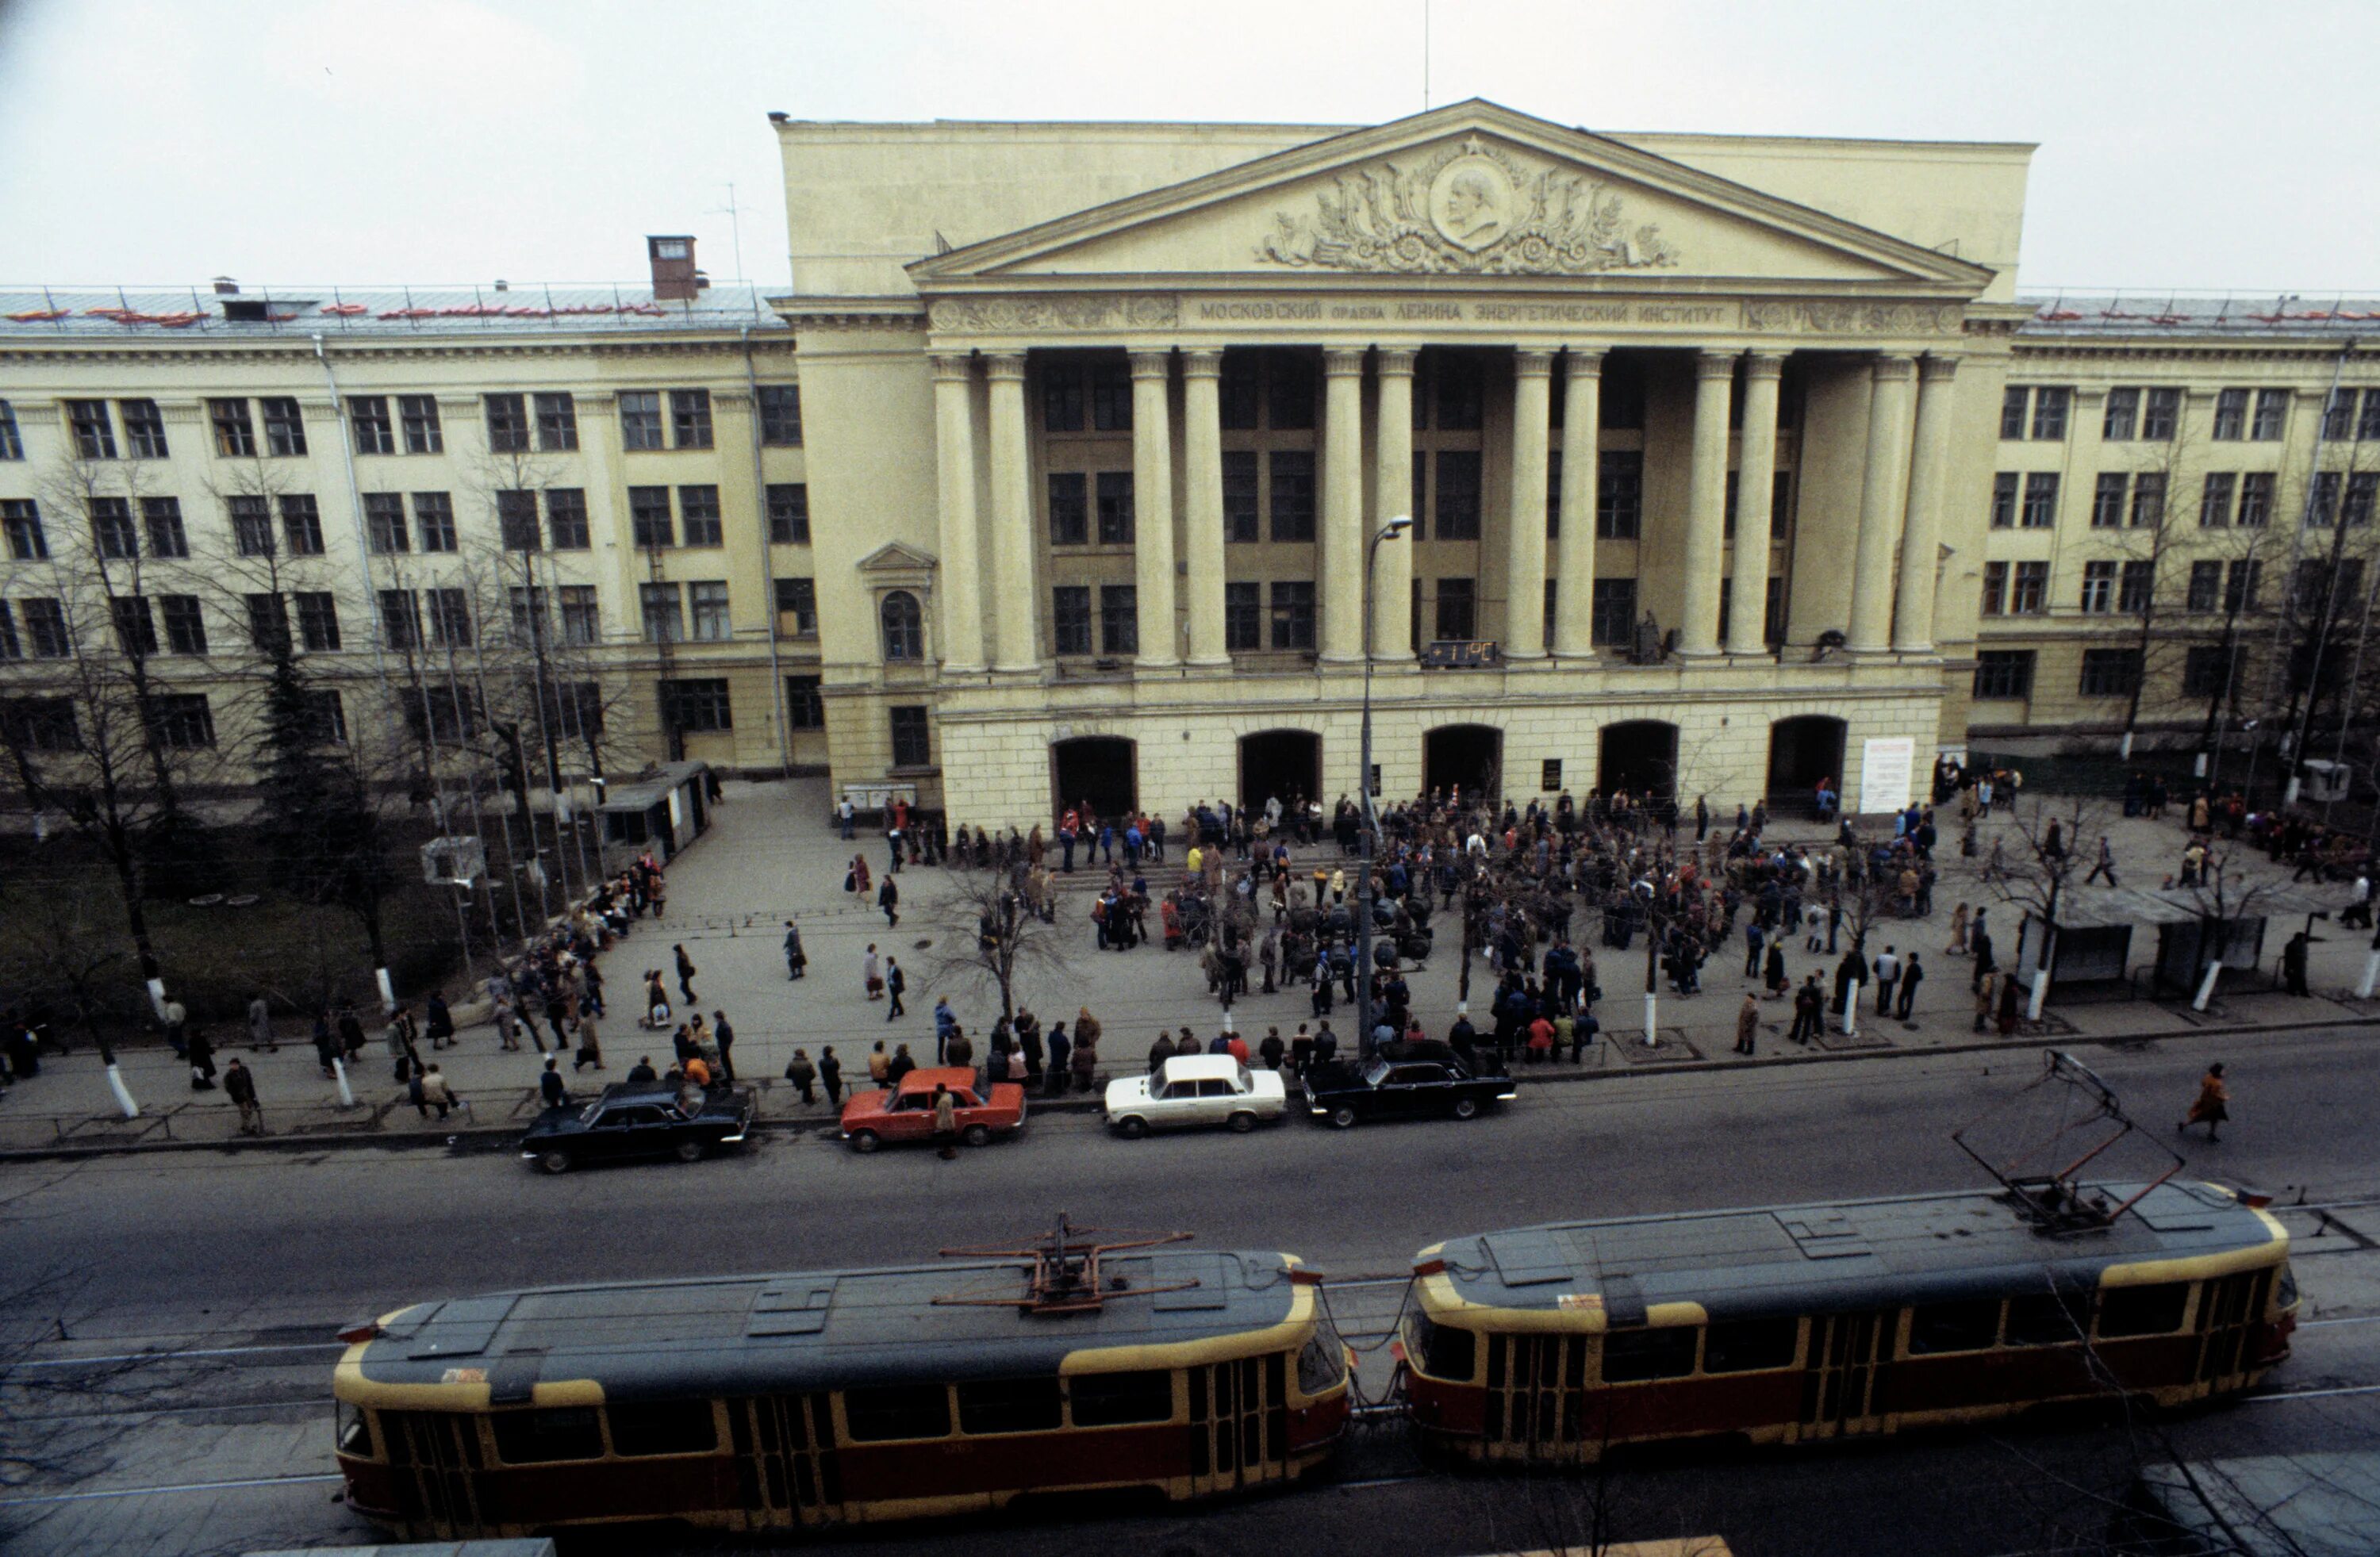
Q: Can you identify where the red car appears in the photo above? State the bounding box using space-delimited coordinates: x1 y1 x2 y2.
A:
839 1067 1027 1152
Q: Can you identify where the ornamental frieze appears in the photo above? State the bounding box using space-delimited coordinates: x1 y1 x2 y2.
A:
1254 136 1680 277
1743 300 1965 335
929 294 1179 332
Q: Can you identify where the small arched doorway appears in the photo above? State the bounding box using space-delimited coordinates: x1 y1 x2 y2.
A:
1050 737 1136 822
1424 723 1503 800
1239 729 1322 815
1598 720 1679 801
1766 715 1848 813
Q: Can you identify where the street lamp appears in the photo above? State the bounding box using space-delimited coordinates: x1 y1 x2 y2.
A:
1357 516 1414 1060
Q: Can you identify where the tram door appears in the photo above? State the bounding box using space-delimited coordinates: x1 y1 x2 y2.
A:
1482 1333 1589 1461
728 1394 843 1528
1187 1353 1289 1494
1797 1310 1890 1440
380 1410 485 1536
2193 1271 2272 1392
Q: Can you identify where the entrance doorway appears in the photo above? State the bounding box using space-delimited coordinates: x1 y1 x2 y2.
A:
1598 721 1679 801
1423 723 1503 800
1050 737 1136 823
1239 729 1322 815
1767 715 1848 814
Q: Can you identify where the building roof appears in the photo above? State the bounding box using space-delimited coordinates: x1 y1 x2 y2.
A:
2017 292 2380 341
0 282 785 340
338 1250 1303 1404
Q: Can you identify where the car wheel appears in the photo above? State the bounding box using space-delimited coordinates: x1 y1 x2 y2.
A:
675 1140 705 1163
1227 1111 1257 1133
1451 1095 1480 1121
536 1149 571 1175
1329 1105 1358 1130
849 1129 881 1154
962 1123 992 1148
1116 1117 1148 1139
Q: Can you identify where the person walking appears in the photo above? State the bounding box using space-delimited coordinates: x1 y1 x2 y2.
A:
783 920 808 980
2180 1062 2230 1141
536 1058 566 1112
572 1012 605 1072
222 1057 263 1135
878 873 900 929
783 1048 817 1104
863 945 884 1001
1734 992 1760 1056
884 959 908 1020
163 997 189 1058
931 1082 959 1160
1945 903 1970 956
2085 835 2118 887
1974 968 1999 1033
1045 1022 1072 1097
674 944 698 1006
1896 952 1925 1020
819 1045 844 1107
1789 976 1823 1045
246 993 278 1053
184 1015 218 1091
1873 945 1902 1015
423 990 454 1051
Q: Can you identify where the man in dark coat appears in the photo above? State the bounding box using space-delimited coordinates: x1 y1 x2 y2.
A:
1896 953 1925 1020
222 1057 262 1134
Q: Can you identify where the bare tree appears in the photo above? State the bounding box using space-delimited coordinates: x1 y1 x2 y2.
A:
1975 792 2106 1019
921 868 1074 1027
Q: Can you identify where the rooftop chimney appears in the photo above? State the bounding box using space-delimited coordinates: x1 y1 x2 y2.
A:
213 276 240 295
647 235 698 302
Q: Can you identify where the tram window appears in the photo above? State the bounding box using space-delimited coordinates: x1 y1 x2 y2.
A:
2098 1283 2190 1338
1908 1300 2002 1355
958 1376 1063 1435
843 1383 952 1441
1407 1313 1476 1382
1073 1370 1173 1426
2277 1264 2299 1313
2006 1290 2092 1347
1702 1317 1798 1373
608 1398 718 1457
336 1402 372 1456
492 1406 605 1463
1299 1320 1348 1394
1600 1326 1697 1383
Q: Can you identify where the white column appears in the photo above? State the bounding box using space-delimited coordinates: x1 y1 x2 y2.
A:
984 353 1039 673
1372 347 1416 661
1504 350 1553 658
1552 347 1603 658
1725 352 1783 657
1895 355 1960 652
1850 354 1917 653
931 354 985 673
1679 350 1735 657
1320 348 1368 664
1180 350 1229 667
1128 350 1179 668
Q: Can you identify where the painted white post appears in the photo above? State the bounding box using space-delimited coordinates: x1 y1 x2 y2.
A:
1642 991 1659 1046
2358 950 2380 1000
105 1063 139 1119
2119 731 2136 759
374 967 396 1014
331 1055 357 1110
145 978 167 1022
2193 959 2223 1011
2027 969 2050 1022
2194 751 2209 778
1841 995 1858 1037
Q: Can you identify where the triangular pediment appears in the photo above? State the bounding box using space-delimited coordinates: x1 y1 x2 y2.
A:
857 541 938 573
912 101 1994 293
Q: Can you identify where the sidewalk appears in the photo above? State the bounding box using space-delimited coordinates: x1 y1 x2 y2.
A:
3 780 2369 1157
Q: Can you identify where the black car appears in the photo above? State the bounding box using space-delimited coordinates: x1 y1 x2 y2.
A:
1299 1040 1516 1128
519 1083 754 1173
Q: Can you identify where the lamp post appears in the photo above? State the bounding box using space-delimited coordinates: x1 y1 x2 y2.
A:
1357 516 1414 1060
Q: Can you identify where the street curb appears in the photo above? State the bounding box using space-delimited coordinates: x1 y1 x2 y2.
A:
2 1011 2366 1166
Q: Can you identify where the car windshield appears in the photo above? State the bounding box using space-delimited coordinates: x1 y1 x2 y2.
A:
1363 1059 1393 1087
577 1101 605 1125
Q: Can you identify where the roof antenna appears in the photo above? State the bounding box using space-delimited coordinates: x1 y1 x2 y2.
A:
707 182 750 286
1422 0 1430 112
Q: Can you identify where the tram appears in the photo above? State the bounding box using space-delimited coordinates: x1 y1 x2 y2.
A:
1399 1179 2295 1465
332 1224 1350 1539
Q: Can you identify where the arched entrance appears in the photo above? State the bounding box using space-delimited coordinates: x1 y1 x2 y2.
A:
1424 723 1503 800
1767 715 1848 813
1050 737 1136 822
1598 720 1679 801
1239 729 1321 815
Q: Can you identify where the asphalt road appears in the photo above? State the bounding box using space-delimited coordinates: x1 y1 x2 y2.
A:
4 1024 2378 1555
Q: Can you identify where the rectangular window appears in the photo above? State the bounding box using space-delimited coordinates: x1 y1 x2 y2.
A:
534 392 578 451
2079 647 2142 697
766 482 810 544
159 594 206 654
639 582 682 642
1603 1327 1699 1383
1973 649 2036 699
2310 471 2342 527
1434 450 1483 540
1989 470 2021 528
2348 472 2380 528
349 396 393 455
889 704 931 768
2102 387 2139 441
413 491 457 552
0 605 17 661
229 495 274 556
1089 362 1132 432
2080 559 2116 613
148 692 215 749
1596 450 1644 539
784 673 823 728
484 393 530 453
758 385 803 446
2120 559 2155 612
491 1408 605 1466
557 585 597 646
2184 644 2240 697
497 489 541 550
1269 580 1315 650
843 1383 949 1443
1051 585 1092 655
629 486 674 548
21 598 69 658
1223 580 1261 650
1268 451 1316 542
296 591 340 651
1069 1370 1173 1428
90 497 139 559
619 391 663 451
662 677 732 733
670 389 713 448
774 577 817 637
401 685 480 742
2228 559 2263 612
2251 388 2289 441
1434 355 1484 430
1221 451 1260 543
1999 385 2028 439
1693 1317 1797 1374
2011 560 2049 615
1042 363 1084 432
1591 577 1636 646
0 400 21 460
110 596 156 656
1099 584 1138 655
1268 353 1316 431
280 494 325 555
688 581 731 641
2132 471 2167 527
0 696 78 750
544 488 589 549
678 484 723 546
2 500 46 560
140 497 186 558
210 398 256 457
1219 355 1260 430
1545 449 1563 538
2143 386 2181 440
245 595 288 659
1980 560 2009 616
603 1398 717 1459
1434 577 1477 641
2200 472 2236 527
2091 473 2128 528
120 398 168 458
399 395 443 454
426 587 472 648
1046 472 1088 546
374 489 424 553
1095 470 1134 545
1909 1300 2002 1356
260 397 306 456
2098 1283 2190 1339
2236 472 2273 529
2187 560 2222 612
2363 390 2380 442
66 399 118 459
2213 387 2248 440
2030 386 2069 440
957 1376 1063 1436
2322 387 2358 441
2021 473 2059 528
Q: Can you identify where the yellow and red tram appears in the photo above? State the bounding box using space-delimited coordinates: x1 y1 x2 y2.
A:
332 1242 1349 1539
1399 1179 2296 1464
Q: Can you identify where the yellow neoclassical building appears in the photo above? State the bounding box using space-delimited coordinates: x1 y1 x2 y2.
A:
3 100 2375 827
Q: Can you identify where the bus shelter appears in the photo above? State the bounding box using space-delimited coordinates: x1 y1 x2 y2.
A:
598 761 713 872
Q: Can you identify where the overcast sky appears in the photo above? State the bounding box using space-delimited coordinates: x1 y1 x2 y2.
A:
1 0 2373 297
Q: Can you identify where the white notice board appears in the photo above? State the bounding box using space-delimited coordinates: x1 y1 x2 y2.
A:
1860 737 1916 815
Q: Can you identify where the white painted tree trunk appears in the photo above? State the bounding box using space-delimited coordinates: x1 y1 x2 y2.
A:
375 967 396 1014
2119 731 2136 759
1642 991 1659 1046
106 1063 139 1119
2359 950 2380 1000
2193 960 2223 1011
145 978 167 1022
332 1056 356 1110
2027 970 2050 1021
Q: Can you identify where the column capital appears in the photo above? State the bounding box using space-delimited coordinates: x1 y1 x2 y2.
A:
982 353 1027 383
1745 351 1787 381
1918 353 1962 383
1180 349 1223 378
1695 349 1739 380
1563 346 1606 378
930 353 974 383
1514 349 1555 378
1871 353 1917 382
1322 347 1367 378
1127 349 1173 380
1374 347 1418 377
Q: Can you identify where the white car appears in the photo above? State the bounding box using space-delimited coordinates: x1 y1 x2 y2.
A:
1103 1054 1288 1137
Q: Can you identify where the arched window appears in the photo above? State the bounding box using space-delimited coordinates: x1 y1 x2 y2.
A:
880 590 923 662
